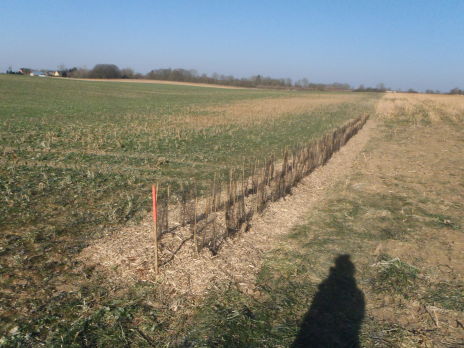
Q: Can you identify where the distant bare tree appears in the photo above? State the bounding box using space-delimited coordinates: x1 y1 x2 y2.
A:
120 68 135 79
68 67 89 78
376 83 386 91
449 87 463 95
355 84 386 93
145 67 349 90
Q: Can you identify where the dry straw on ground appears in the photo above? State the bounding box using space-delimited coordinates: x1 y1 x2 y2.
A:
377 92 464 123
174 94 366 129
80 115 370 292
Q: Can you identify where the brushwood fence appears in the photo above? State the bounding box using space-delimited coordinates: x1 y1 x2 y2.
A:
151 114 369 270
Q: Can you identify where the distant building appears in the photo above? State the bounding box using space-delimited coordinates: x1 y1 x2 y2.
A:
19 68 31 75
30 71 46 77
46 71 61 77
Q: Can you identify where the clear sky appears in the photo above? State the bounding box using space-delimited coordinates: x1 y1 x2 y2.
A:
1 0 463 91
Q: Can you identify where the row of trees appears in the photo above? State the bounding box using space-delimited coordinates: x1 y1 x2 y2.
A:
54 64 350 90
145 68 351 90
60 65 139 79
7 64 462 94
448 88 464 95
354 83 388 92
355 84 419 93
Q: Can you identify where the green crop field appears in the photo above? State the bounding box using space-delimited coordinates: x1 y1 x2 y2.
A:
0 76 377 236
0 75 379 344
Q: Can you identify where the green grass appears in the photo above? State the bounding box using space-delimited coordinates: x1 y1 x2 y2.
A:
0 76 377 236
2 88 462 346
0 76 378 239
423 282 464 312
369 255 420 298
0 75 379 344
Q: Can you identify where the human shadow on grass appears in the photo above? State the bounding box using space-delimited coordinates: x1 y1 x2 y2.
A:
291 254 365 348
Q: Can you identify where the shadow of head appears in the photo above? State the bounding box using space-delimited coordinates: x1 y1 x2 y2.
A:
333 254 356 277
291 254 365 348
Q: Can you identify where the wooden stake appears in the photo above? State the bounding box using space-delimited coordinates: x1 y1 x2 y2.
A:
166 185 170 232
256 159 260 193
252 159 257 194
152 184 158 274
212 215 217 254
212 172 217 212
193 183 198 255
180 182 185 226
242 162 246 197
256 166 263 213
216 182 221 211
241 163 246 221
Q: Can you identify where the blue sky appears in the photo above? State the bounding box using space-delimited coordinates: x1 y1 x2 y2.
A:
1 0 463 91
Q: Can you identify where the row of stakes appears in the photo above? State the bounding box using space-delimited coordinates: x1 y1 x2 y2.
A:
150 114 369 274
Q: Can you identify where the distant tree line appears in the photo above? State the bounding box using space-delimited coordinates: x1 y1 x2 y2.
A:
354 83 387 92
58 65 140 79
422 88 463 95
145 68 351 90
448 88 464 95
6 66 22 75
6 64 462 94
53 64 350 90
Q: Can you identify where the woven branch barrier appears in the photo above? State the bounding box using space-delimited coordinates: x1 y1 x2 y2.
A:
152 114 369 270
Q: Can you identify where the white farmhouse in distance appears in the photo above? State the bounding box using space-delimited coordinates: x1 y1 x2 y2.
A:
30 71 46 77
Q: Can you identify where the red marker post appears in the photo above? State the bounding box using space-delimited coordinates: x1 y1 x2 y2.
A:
152 184 158 274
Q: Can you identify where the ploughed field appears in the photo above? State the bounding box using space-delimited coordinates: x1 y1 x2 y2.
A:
0 75 379 341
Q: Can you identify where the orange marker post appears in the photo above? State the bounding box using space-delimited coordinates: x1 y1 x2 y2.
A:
152 184 158 274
